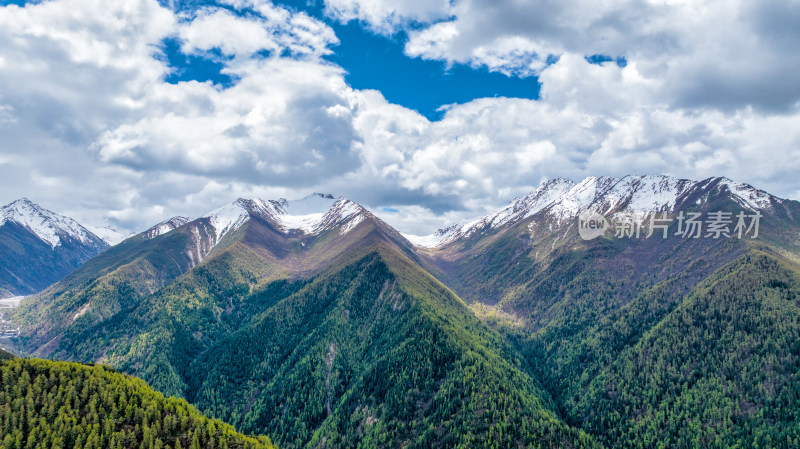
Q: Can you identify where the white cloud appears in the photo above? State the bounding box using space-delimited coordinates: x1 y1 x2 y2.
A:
0 0 349 232
404 21 459 61
92 57 360 184
340 52 800 232
0 0 799 237
344 0 800 113
179 9 280 56
179 2 338 58
324 0 450 33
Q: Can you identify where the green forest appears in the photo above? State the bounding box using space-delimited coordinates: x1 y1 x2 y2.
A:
0 353 275 449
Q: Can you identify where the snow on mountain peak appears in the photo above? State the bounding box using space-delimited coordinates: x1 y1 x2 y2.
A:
140 216 191 240
713 177 774 210
320 198 366 234
406 175 781 248
541 175 697 223
274 194 366 234
405 178 578 248
202 194 367 246
84 225 127 246
202 198 275 245
0 199 100 248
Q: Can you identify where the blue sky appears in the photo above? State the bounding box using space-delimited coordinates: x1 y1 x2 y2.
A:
0 0 799 234
160 0 542 120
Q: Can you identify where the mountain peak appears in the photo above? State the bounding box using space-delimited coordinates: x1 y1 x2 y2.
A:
273 194 366 234
83 225 127 246
405 177 580 248
202 194 367 247
3 198 44 216
703 177 775 210
202 198 273 245
140 216 191 240
0 199 101 249
10 197 36 206
407 174 785 248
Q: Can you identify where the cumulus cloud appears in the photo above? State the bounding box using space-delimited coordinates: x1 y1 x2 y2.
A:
338 0 800 113
91 58 360 184
180 2 338 58
0 0 799 236
324 0 451 33
0 0 353 231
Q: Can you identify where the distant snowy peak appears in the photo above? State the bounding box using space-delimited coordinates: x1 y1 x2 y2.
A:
202 198 275 245
317 198 367 234
545 175 697 222
0 199 103 249
273 193 367 235
463 178 576 234
704 177 775 210
141 216 191 240
545 175 776 222
410 175 783 248
408 178 578 248
202 193 368 246
84 225 127 246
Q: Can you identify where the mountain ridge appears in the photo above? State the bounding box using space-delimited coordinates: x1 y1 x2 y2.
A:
405 175 788 248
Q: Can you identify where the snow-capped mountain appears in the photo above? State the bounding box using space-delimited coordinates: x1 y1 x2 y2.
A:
0 199 103 249
3 180 781 296
0 199 112 297
84 225 127 246
407 175 783 248
140 216 191 240
202 193 368 248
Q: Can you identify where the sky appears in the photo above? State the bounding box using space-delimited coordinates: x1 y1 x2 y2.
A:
0 0 799 235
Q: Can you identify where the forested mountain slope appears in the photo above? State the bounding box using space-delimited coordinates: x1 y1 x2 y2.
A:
569 250 800 448
9 196 600 448
183 248 599 448
8 177 800 448
413 175 800 448
0 355 276 449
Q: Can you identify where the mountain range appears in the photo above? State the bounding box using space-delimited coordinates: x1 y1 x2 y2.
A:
4 175 800 448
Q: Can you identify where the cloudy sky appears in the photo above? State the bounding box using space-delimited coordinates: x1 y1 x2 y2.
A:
0 0 798 235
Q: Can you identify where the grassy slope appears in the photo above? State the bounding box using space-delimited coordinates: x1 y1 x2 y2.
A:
0 357 275 449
